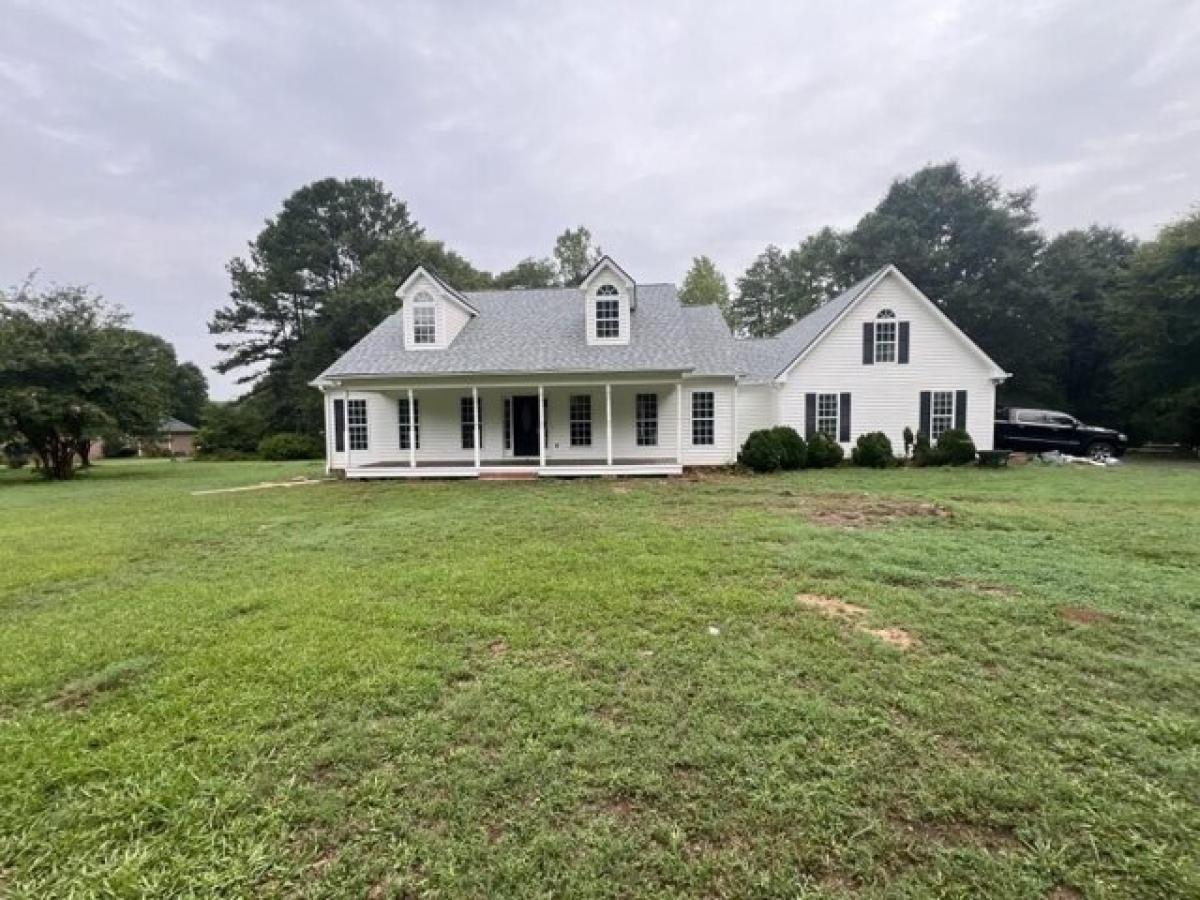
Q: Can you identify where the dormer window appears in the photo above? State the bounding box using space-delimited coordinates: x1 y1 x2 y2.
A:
595 285 620 339
412 292 437 345
873 309 896 363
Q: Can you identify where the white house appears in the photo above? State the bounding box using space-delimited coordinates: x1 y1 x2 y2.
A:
313 257 1008 478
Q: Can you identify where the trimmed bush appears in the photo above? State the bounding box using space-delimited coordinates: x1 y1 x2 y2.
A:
806 431 844 468
911 431 935 466
771 426 807 470
738 429 784 473
258 432 323 461
935 428 977 465
851 431 895 468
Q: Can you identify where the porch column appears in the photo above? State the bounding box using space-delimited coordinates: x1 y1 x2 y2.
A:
322 391 332 474
343 388 352 469
472 385 481 469
537 384 546 467
605 383 613 466
675 381 683 465
407 388 416 469
731 379 739 464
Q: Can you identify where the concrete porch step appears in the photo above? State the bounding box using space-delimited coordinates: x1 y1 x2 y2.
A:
479 470 538 481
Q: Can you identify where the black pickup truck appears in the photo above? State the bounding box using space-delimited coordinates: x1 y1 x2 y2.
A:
994 408 1127 459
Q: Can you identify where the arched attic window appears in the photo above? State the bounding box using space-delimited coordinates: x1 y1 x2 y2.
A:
412 291 437 345
873 308 897 363
595 284 620 339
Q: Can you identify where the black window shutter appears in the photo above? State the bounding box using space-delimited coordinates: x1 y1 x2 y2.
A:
805 393 816 439
862 323 874 364
839 393 851 443
334 399 345 452
898 322 910 364
955 390 967 431
919 391 931 438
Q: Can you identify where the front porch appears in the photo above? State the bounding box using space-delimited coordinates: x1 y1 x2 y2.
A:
348 457 681 479
323 377 721 479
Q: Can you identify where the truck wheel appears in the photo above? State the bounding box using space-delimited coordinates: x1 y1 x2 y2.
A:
1087 441 1115 461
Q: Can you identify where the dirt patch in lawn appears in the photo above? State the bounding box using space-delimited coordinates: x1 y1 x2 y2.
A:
769 493 952 529
1059 606 1113 625
49 656 155 712
892 815 1021 852
796 594 919 650
583 794 641 821
865 627 919 650
797 593 866 621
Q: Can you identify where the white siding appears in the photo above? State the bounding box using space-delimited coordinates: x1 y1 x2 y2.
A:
399 272 471 350
734 383 777 449
777 272 998 452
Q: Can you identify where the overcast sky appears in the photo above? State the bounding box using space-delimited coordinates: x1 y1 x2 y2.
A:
2 1 1198 398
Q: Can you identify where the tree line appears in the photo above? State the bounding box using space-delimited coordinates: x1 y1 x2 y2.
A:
3 162 1197 479
682 163 1198 446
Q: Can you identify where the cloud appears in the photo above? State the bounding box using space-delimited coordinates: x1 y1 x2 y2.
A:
1 0 1197 397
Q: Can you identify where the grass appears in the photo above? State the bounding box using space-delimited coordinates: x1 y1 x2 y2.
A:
0 457 1197 898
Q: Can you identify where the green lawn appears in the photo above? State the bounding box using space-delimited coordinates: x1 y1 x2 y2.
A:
1 459 1197 898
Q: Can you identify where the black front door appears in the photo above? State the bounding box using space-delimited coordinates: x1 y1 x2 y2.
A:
512 395 540 457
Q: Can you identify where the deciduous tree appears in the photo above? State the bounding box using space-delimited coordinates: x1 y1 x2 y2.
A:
1036 226 1136 419
553 226 601 286
679 256 730 309
0 282 172 479
1107 210 1200 446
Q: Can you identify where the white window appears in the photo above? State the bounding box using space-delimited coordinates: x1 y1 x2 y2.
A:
412 292 436 345
595 284 620 339
569 395 592 446
460 396 481 450
347 399 368 451
931 391 954 440
816 393 839 439
636 393 658 446
691 391 715 445
874 309 897 363
398 398 419 450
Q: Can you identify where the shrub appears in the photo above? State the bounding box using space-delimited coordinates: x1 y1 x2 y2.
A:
196 400 268 457
739 429 784 473
902 426 915 459
771 427 807 470
851 431 895 468
258 432 323 461
935 428 977 465
806 431 844 468
911 431 936 466
140 442 173 459
3 443 30 469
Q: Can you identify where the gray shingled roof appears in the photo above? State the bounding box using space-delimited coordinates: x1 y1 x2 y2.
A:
320 283 730 378
160 416 198 433
319 266 888 382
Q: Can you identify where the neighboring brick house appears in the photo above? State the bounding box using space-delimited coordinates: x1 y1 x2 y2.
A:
151 417 199 457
